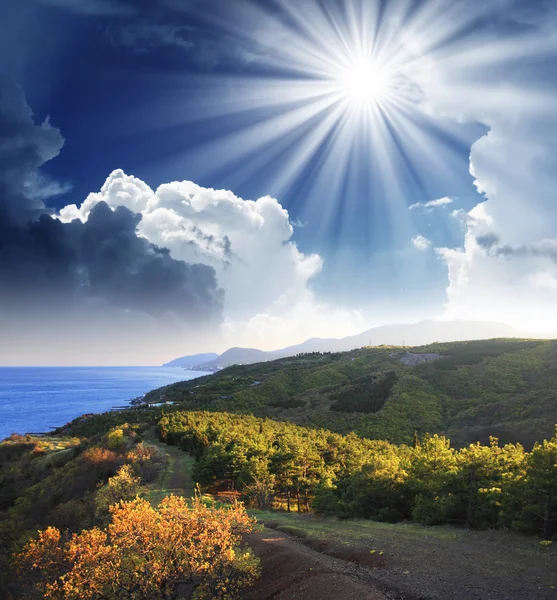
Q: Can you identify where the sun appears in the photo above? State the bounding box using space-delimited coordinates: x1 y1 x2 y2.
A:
337 61 390 107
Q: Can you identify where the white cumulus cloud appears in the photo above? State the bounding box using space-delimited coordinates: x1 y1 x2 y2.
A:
412 235 432 251
59 170 363 347
409 196 454 212
414 14 557 332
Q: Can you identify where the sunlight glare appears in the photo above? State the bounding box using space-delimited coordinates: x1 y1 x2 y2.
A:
338 61 390 106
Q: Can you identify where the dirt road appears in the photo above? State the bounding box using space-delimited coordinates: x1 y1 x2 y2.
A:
245 528 390 600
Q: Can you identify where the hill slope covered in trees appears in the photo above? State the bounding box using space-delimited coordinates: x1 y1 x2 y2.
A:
145 338 557 449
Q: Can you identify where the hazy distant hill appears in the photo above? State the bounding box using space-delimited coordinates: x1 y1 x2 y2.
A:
148 337 557 449
274 319 524 355
205 347 269 367
170 320 529 369
162 353 219 368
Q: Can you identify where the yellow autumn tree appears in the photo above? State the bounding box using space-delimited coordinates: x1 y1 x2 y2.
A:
94 464 145 522
17 495 259 600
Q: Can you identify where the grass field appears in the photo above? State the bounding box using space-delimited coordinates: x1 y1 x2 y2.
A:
142 427 196 504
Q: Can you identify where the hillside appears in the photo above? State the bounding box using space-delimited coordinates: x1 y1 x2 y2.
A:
207 347 269 368
146 338 557 448
5 412 556 599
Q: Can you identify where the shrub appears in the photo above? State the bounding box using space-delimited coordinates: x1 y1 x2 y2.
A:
94 464 146 522
106 428 125 450
17 495 259 600
125 444 167 483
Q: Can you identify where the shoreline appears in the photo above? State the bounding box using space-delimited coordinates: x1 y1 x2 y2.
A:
0 367 206 441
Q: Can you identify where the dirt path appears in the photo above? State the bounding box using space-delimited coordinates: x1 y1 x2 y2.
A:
142 428 195 502
245 528 390 600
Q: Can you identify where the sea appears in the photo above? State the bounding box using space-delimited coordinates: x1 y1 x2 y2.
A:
0 367 205 441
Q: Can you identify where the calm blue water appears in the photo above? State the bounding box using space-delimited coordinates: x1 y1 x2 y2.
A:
0 367 204 440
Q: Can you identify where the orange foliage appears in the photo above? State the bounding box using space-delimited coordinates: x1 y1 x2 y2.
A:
81 448 119 466
17 496 259 600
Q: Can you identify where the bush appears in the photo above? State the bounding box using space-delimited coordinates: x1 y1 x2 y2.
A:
17 495 260 600
94 464 146 522
125 444 167 483
106 428 125 449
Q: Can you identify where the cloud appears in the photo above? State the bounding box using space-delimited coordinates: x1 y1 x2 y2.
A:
107 25 262 70
409 197 454 212
474 234 557 262
475 233 500 250
393 0 557 332
34 0 267 71
433 115 557 332
58 169 364 349
0 201 223 320
59 169 324 320
0 76 65 223
417 15 557 332
450 208 467 221
412 235 432 251
0 77 223 365
24 171 73 201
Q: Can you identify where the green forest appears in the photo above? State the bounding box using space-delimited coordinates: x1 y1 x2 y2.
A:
157 410 557 537
141 338 557 448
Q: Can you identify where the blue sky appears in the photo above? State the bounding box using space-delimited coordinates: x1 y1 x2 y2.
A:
1 0 557 363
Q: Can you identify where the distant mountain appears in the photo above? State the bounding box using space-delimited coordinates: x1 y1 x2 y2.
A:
204 347 269 368
163 353 219 368
282 319 524 354
164 320 536 370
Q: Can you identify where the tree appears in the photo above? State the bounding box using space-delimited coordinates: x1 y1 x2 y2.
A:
408 434 457 524
522 430 557 538
239 456 275 509
17 496 259 600
454 439 525 529
94 464 145 522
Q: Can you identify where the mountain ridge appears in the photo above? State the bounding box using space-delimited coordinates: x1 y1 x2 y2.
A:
164 319 536 369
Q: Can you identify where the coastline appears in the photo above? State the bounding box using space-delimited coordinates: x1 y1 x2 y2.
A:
0 367 206 441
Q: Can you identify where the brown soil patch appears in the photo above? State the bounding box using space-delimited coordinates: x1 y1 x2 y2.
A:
245 528 391 600
269 524 389 569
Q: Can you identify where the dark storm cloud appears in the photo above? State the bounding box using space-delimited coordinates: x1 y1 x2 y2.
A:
0 76 64 222
0 203 223 323
0 76 223 329
475 232 557 263
475 233 500 249
70 202 223 323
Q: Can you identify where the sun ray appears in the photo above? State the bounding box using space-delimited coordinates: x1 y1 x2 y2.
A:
127 0 557 253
